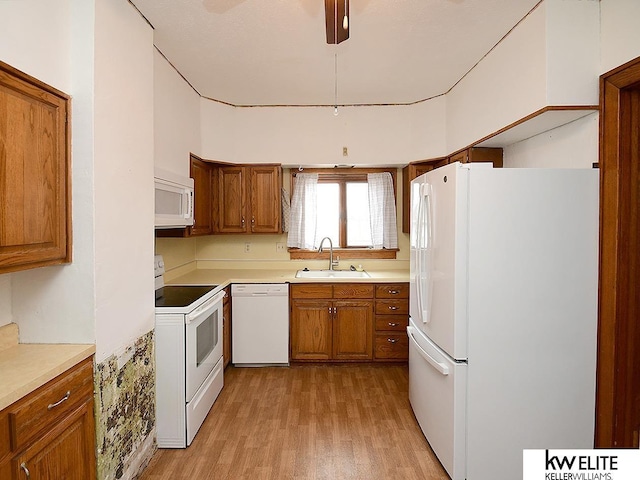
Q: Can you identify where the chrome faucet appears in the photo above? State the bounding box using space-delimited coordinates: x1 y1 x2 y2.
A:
318 237 339 271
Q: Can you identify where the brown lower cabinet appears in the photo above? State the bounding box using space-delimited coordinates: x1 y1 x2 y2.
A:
373 284 409 361
290 282 409 362
223 286 231 368
290 283 374 361
0 357 96 480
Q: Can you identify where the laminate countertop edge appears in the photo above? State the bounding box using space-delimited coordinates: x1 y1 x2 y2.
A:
0 343 96 411
167 269 410 288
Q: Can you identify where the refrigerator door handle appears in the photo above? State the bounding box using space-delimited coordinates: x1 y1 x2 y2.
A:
420 182 434 324
407 326 449 375
415 182 425 322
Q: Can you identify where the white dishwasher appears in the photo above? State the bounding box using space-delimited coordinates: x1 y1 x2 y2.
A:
231 283 289 366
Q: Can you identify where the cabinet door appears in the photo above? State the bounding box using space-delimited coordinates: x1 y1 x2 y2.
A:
290 299 332 360
0 62 71 274
249 166 281 233
13 400 96 480
332 300 373 360
217 166 247 233
190 156 213 236
468 147 503 167
449 150 469 164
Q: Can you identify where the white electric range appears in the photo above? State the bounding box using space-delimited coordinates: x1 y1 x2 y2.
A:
154 255 225 447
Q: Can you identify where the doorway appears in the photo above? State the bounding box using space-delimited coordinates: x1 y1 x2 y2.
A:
596 56 640 448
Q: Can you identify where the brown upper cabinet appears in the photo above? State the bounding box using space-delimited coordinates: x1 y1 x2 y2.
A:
401 159 444 234
0 61 72 274
189 155 213 236
401 147 503 233
215 164 282 234
156 161 282 237
448 147 504 166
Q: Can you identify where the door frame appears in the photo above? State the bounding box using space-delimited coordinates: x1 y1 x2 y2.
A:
595 56 640 447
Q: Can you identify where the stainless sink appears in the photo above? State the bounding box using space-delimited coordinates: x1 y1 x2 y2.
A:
295 269 371 279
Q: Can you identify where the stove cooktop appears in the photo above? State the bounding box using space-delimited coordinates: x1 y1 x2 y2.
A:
155 285 218 308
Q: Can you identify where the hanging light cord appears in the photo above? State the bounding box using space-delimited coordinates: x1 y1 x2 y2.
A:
334 0 338 114
334 53 338 111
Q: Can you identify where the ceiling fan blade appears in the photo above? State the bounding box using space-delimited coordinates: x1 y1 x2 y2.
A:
325 0 349 44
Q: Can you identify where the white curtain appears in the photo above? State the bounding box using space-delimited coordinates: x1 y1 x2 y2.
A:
367 172 398 249
286 173 318 249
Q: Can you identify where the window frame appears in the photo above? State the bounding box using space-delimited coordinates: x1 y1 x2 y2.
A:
288 167 398 260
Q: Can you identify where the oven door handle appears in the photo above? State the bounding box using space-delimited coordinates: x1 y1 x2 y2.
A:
186 290 225 324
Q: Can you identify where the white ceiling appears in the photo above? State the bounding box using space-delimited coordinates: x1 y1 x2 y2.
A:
130 0 541 106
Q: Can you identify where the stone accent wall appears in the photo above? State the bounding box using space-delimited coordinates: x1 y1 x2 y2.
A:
94 330 156 480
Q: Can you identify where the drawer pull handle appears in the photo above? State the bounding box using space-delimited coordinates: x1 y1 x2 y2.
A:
388 306 398 311
20 462 31 479
388 322 399 327
387 338 399 344
388 290 399 295
48 391 71 410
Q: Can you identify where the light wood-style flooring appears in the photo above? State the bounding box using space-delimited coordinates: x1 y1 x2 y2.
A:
140 364 449 480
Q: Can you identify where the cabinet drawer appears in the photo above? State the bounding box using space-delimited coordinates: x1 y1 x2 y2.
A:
333 284 374 299
374 334 409 359
8 357 94 451
375 299 409 315
375 315 409 332
290 284 333 299
375 284 409 299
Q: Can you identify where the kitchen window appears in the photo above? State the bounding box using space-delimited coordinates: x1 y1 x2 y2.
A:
287 168 398 259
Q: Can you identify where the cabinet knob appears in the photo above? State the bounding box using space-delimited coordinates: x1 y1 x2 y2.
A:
387 338 399 344
388 305 398 311
20 462 31 479
241 216 245 226
388 322 399 327
388 290 399 295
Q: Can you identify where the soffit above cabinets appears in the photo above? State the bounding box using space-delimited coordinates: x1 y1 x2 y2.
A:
130 0 541 107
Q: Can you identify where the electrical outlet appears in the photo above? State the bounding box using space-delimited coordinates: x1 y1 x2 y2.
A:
244 243 251 253
343 146 348 156
276 242 286 253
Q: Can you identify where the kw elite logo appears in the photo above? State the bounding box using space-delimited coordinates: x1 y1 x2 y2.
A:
523 449 640 480
544 450 616 480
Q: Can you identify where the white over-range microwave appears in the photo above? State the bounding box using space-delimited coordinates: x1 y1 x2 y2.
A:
154 167 194 229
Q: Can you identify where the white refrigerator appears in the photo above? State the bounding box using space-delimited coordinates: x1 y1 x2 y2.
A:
408 162 599 480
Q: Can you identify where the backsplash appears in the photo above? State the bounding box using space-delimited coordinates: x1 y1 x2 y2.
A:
94 330 156 480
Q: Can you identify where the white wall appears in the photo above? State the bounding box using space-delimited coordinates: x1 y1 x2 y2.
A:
545 0 599 105
0 276 11 327
0 0 72 93
600 0 640 74
93 0 155 362
2 0 97 345
446 0 599 153
503 113 599 168
154 50 201 178
200 96 447 166
199 99 236 162
446 3 547 153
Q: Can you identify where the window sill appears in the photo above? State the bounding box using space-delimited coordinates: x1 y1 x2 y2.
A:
288 248 397 260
